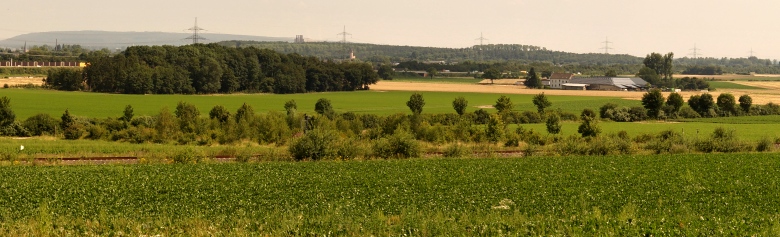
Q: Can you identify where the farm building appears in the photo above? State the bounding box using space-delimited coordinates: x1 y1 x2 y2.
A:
568 77 648 91
549 73 574 89
561 83 588 90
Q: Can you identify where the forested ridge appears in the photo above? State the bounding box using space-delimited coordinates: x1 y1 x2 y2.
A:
220 41 780 74
77 44 378 94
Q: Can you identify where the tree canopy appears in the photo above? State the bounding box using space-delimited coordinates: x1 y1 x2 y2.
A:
78 44 378 95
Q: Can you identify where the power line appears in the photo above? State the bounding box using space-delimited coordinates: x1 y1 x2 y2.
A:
600 37 613 54
184 17 207 44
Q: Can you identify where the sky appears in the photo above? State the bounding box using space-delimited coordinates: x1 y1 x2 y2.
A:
2 0 779 59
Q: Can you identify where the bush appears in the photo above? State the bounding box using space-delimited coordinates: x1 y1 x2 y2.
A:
443 143 470 158
85 124 108 140
172 147 203 164
0 121 30 137
677 106 701 119
288 129 337 161
599 103 619 120
23 113 58 136
373 129 421 159
756 137 773 152
628 106 648 121
335 138 366 160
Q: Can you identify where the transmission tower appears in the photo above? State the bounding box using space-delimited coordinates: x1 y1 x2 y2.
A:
688 44 701 64
337 25 352 44
475 32 488 46
749 48 755 58
185 17 207 44
600 37 613 54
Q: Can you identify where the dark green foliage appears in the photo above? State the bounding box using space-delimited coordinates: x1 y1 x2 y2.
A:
209 105 231 124
289 129 337 161
121 105 134 122
599 103 619 120
739 95 752 113
426 67 437 79
604 69 617 77
523 67 541 88
377 64 395 80
314 98 333 117
716 93 737 116
694 127 753 153
688 94 716 117
485 114 505 143
636 67 660 86
677 77 711 90
532 93 552 113
666 92 684 115
756 137 773 152
578 109 600 137
83 44 378 94
284 100 297 116
494 95 513 114
373 129 421 159
60 109 75 129
406 93 425 114
0 96 14 127
641 89 665 118
23 113 58 136
0 121 30 137
452 96 468 115
234 103 254 124
482 68 502 84
473 109 490 124
175 102 200 133
678 106 701 118
642 52 674 87
628 106 648 121
545 113 561 134
44 68 84 91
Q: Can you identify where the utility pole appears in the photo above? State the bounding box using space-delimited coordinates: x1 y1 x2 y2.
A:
185 17 207 44
600 37 613 54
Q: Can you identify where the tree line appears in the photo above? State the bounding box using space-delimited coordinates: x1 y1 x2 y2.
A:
45 44 379 94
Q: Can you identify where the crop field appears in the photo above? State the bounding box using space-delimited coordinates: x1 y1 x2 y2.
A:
1 88 639 119
1 154 779 235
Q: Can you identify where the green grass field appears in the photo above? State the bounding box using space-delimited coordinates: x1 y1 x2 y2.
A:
1 154 779 235
1 88 639 119
708 81 765 90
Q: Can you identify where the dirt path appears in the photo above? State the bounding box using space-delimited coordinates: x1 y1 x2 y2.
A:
371 81 780 104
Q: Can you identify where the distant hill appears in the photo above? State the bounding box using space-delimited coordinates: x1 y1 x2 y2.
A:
219 41 644 66
0 31 291 50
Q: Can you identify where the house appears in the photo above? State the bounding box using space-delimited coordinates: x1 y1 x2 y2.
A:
549 73 574 89
568 77 648 91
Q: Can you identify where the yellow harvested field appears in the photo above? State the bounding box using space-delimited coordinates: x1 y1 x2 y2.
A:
371 81 780 104
1 77 45 86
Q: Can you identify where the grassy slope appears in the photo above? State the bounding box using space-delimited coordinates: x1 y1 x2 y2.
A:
1 154 779 235
2 89 638 119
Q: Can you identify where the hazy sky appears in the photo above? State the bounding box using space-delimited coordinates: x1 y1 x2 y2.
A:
2 0 778 59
